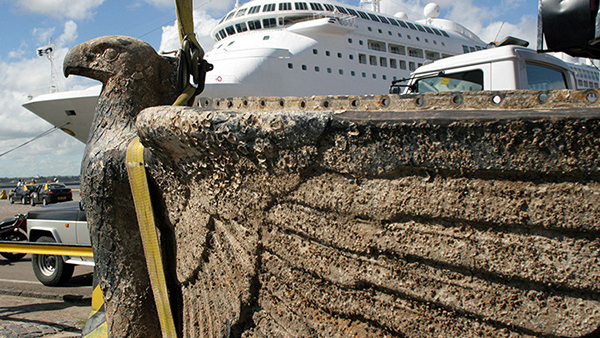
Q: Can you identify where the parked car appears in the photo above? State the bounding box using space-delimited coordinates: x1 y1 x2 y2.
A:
29 182 73 206
8 184 40 204
27 201 92 286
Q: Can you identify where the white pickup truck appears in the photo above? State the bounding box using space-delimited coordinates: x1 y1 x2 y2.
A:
27 201 93 286
390 45 577 94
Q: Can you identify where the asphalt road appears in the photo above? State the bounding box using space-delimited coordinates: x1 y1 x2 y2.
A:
0 196 94 337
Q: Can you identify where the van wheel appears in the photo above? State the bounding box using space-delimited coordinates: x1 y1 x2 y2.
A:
30 197 36 206
32 236 74 286
9 196 14 204
21 197 26 204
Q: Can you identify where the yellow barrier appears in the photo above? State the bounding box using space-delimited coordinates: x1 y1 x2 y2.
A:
0 190 7 199
0 241 93 257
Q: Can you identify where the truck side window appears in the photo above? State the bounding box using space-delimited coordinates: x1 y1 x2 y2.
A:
416 70 483 93
525 63 567 90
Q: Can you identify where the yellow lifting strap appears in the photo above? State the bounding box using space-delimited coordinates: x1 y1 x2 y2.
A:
121 1 204 336
126 137 177 337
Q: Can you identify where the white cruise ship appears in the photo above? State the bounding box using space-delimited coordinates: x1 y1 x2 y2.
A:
20 0 515 142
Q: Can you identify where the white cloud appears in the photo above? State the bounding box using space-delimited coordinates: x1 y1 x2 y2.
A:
159 9 220 54
13 0 105 20
58 21 78 46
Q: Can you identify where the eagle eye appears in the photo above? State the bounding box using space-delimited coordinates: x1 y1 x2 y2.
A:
102 48 119 62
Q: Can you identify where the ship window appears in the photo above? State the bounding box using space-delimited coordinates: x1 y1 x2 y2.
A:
369 55 377 65
397 20 408 28
288 63 293 69
378 16 390 24
225 11 236 21
218 29 227 39
359 40 364 45
418 63 422 67
389 31 392 35
351 71 356 76
425 51 440 60
335 6 348 14
383 75 387 80
324 4 334 11
339 69 344 75
424 26 434 34
390 59 397 68
236 8 247 17
442 42 446 46
263 35 270 40
337 52 342 58
358 54 367 64
440 30 450 37
462 45 470 53
409 62 416 71
279 3 292 10
415 70 484 93
415 24 426 32
408 48 423 58
326 51 331 56
389 44 405 55
248 6 261 14
295 2 308 10
315 66 320 72
348 38 353 43
226 25 236 35
235 22 248 33
215 34 221 41
432 28 442 36
368 13 380 22
469 46 476 52
248 20 262 30
362 72 366 77
407 35 411 39
302 64 307 70
406 22 417 30
263 4 276 12
416 37 421 41
433 40 437 45
349 54 354 60
398 33 402 38
526 63 568 90
368 27 373 31
378 29 383 33
373 74 377 79
310 2 323 10
399 60 406 69
389 18 399 26
313 49 318 54
380 57 387 67
263 18 277 28
357 11 369 20
425 38 429 43
368 40 386 52
442 53 453 58
327 68 332 73
347 8 358 16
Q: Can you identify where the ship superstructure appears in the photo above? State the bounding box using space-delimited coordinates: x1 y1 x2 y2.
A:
201 0 489 97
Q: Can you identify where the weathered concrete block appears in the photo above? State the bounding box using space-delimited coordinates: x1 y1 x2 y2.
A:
136 91 600 337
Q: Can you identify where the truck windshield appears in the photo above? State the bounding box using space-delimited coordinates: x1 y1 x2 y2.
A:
525 63 567 90
415 70 483 93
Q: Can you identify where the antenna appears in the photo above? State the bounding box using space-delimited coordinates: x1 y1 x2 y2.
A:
234 0 241 9
493 22 506 45
36 38 60 93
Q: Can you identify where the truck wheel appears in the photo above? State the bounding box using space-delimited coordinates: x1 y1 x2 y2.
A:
32 236 74 286
0 231 27 261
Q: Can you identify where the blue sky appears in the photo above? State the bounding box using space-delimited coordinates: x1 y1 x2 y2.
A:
0 0 537 179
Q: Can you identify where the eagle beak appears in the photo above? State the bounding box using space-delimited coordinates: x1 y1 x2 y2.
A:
63 39 111 83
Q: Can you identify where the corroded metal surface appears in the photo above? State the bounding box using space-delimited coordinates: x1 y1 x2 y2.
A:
133 90 600 337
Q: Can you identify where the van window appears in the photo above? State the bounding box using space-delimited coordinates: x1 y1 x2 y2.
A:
415 70 484 93
526 63 568 90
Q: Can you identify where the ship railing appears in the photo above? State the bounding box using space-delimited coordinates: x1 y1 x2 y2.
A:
314 11 356 27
